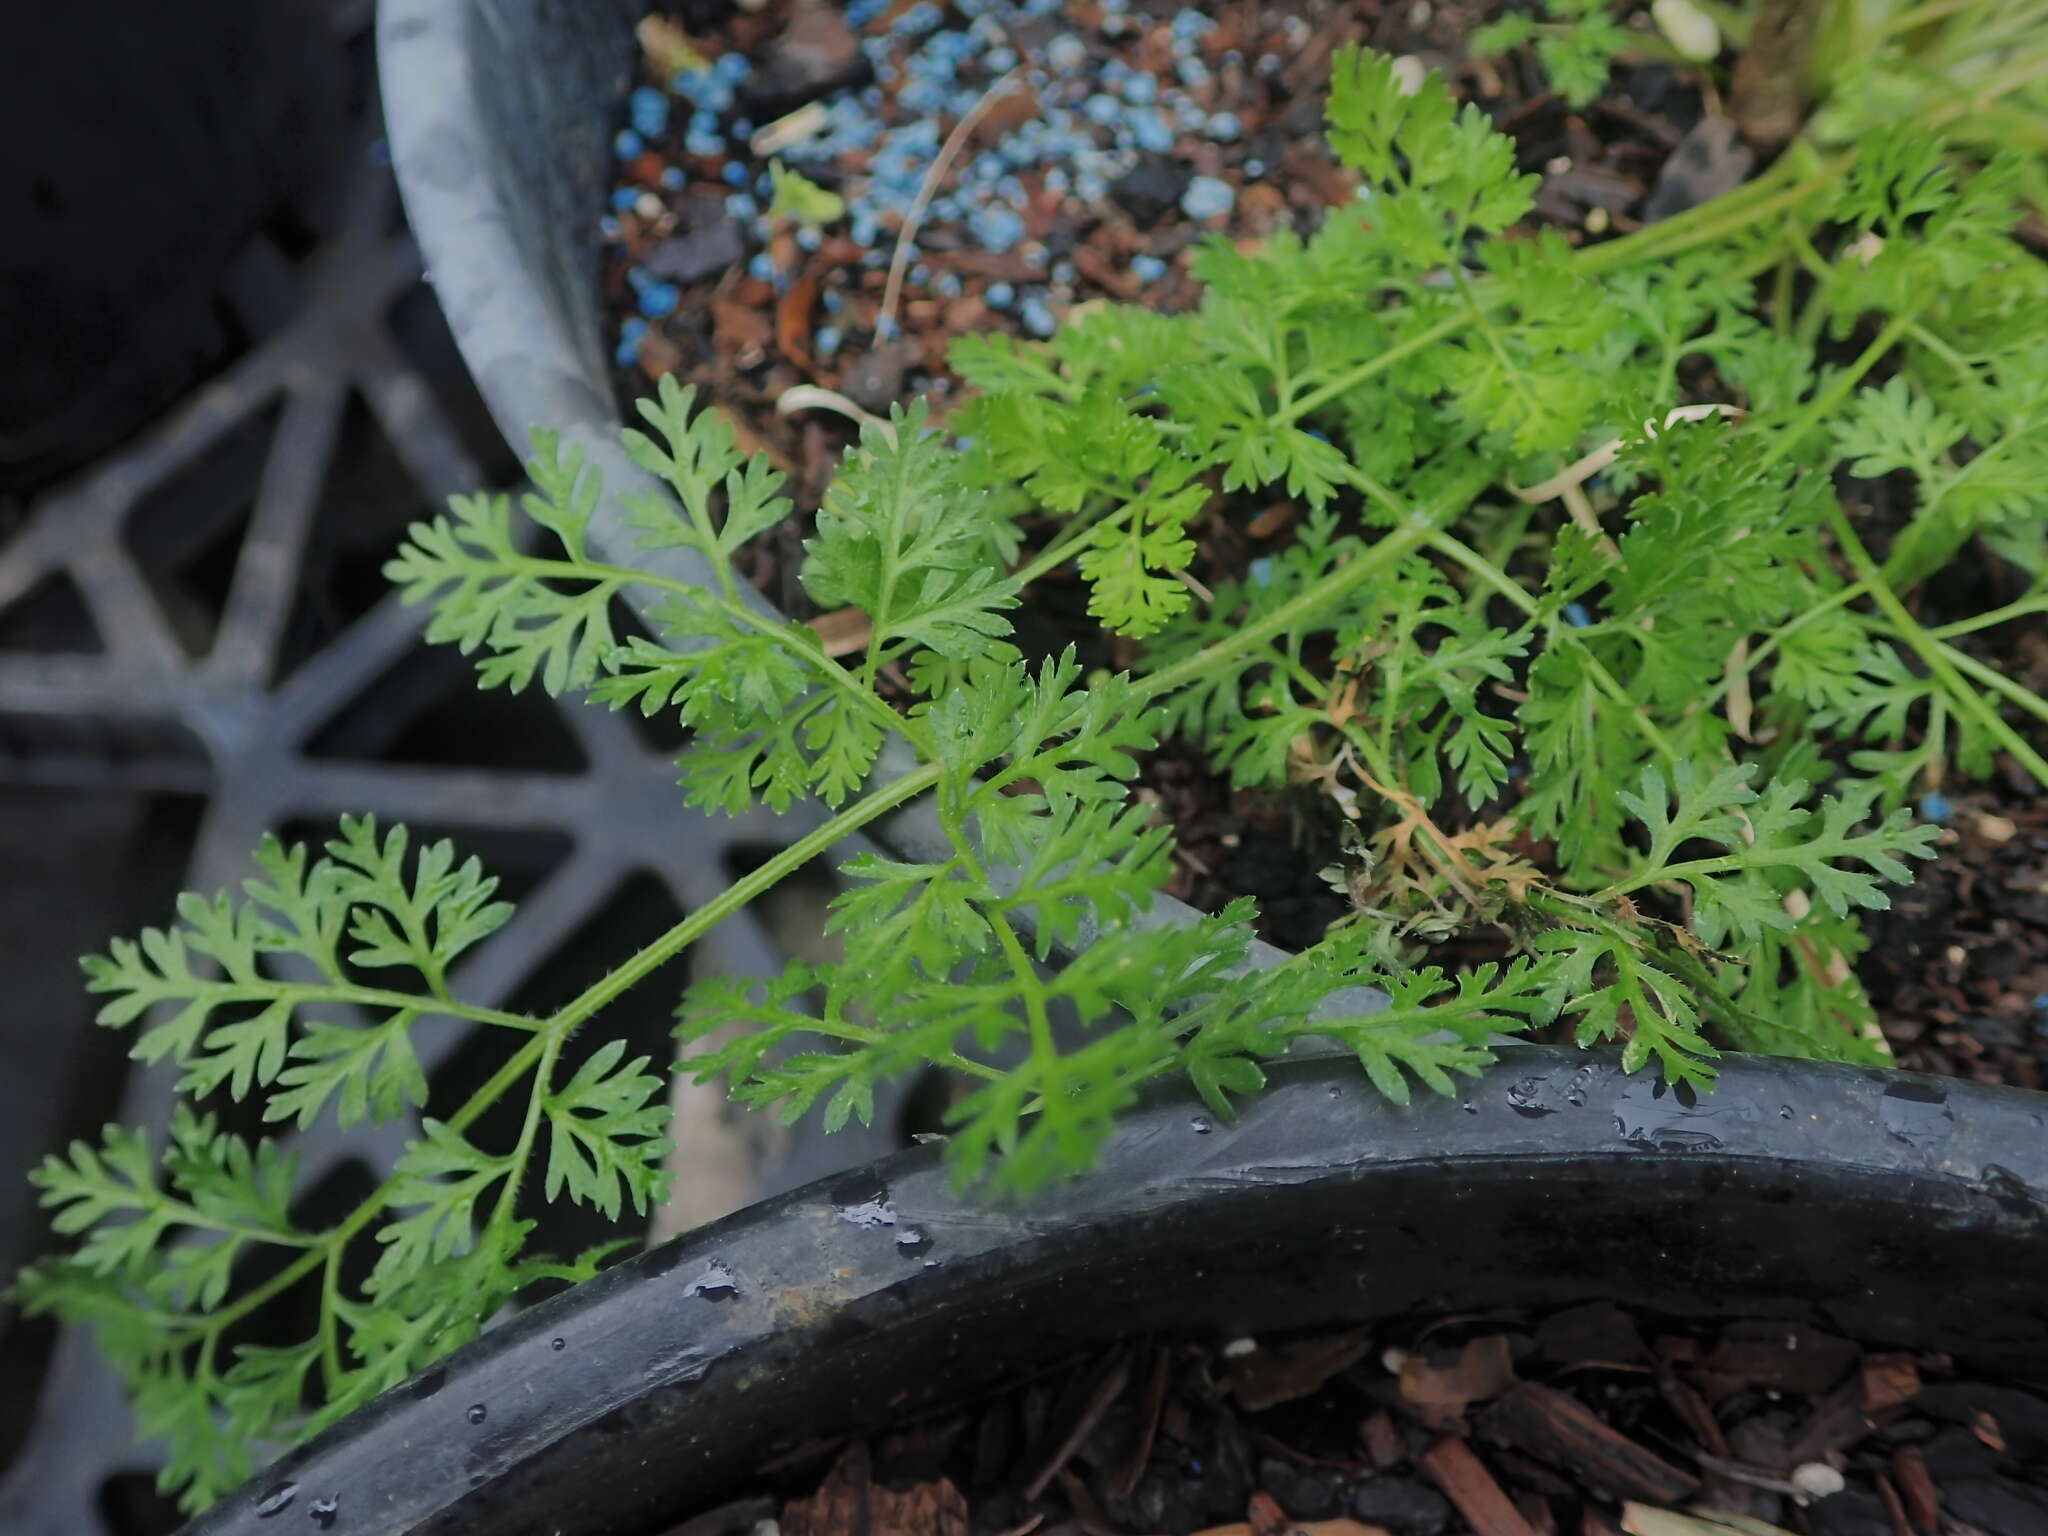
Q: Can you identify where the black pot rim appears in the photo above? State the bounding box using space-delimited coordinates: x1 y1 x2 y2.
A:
185 1046 2048 1536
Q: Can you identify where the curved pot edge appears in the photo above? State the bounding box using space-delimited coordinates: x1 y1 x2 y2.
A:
185 1047 2048 1535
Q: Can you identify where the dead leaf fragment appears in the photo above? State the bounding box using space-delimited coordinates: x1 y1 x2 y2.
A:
1399 1335 1519 1427
1224 1330 1373 1412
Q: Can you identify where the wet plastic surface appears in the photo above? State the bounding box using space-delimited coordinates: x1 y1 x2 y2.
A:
187 1048 2048 1536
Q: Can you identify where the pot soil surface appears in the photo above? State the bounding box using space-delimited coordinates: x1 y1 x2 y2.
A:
597 0 2048 1093
661 1302 2048 1536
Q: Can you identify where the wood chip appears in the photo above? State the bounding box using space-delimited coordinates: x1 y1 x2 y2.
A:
1421 1436 1540 1536
1696 1321 1859 1401
1225 1330 1373 1412
776 270 820 368
1619 1506 1797 1536
1399 1335 1519 1427
1861 1354 1922 1413
871 1478 969 1536
1892 1443 1940 1531
808 606 872 658
780 1442 870 1536
1481 1383 1701 1507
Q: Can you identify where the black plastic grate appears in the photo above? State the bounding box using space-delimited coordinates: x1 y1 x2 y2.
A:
0 65 903 1536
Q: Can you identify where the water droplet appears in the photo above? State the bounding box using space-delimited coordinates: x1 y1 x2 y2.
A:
551 1337 566 1351
686 1259 741 1300
1611 1075 1742 1152
1880 1080 1954 1149
1779 1105 1795 1120
255 1482 298 1518
1460 1100 1477 1115
1506 1076 1556 1117
466 1403 487 1425
308 1494 339 1529
1190 1115 1213 1134
896 1227 933 1256
1563 1065 1594 1107
1326 1084 1342 1099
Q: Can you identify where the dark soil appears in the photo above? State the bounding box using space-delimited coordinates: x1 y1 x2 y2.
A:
661 1303 2048 1536
601 3 2048 1093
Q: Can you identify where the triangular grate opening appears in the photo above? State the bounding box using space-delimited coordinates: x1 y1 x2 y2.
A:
0 570 103 654
122 401 280 657
275 392 440 685
302 638 590 774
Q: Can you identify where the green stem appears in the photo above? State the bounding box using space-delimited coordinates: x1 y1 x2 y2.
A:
1133 518 1436 702
319 1246 345 1393
1929 591 2048 640
1755 304 1927 473
1933 638 2048 729
1825 502 2048 785
1422 529 1683 767
551 761 944 1033
486 1030 563 1237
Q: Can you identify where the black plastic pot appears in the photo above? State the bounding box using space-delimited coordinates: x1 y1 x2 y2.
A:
188 1049 2048 1535
357 11 2048 1536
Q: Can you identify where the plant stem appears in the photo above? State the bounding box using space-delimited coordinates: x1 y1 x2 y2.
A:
1133 518 1436 701
1824 502 2048 785
551 761 944 1033
1422 529 1683 766
486 1030 564 1237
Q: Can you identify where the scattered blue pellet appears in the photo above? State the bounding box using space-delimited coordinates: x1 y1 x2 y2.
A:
1208 111 1243 142
986 280 1016 309
1133 254 1168 282
726 192 758 220
630 87 669 138
815 325 843 357
613 128 645 160
894 0 943 35
798 225 824 251
1086 93 1125 126
1177 56 1211 86
1020 293 1057 336
1132 110 1174 153
660 165 685 189
1564 602 1593 628
1047 34 1088 72
685 128 724 158
1123 72 1159 105
984 45 1018 72
721 162 749 188
936 271 963 297
824 289 846 313
1920 792 1953 822
749 251 779 282
968 205 1026 252
1249 557 1276 586
638 281 680 318
1181 176 1236 219
715 51 752 83
733 118 755 141
1173 8 1215 40
610 186 639 213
